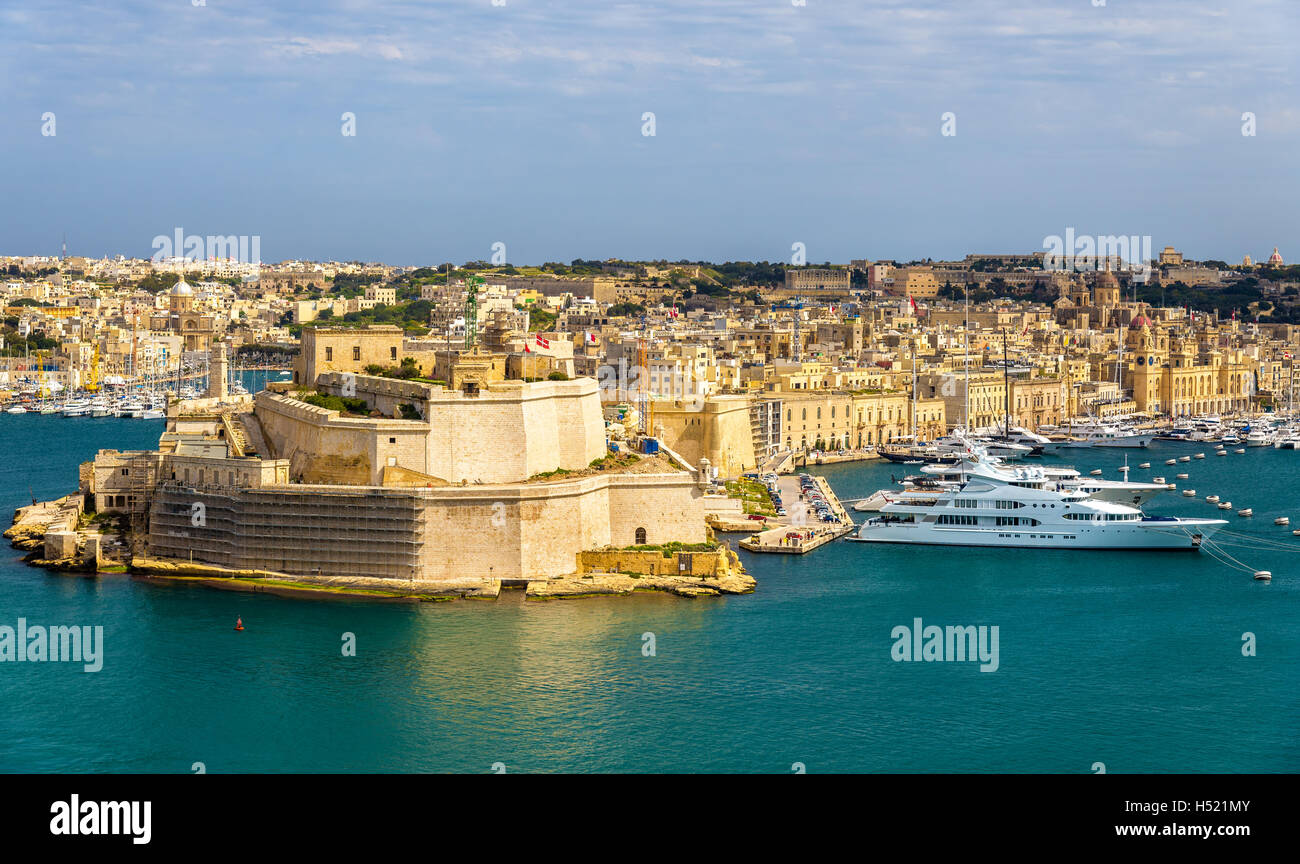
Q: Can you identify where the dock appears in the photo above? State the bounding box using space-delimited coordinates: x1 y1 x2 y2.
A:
738 474 856 554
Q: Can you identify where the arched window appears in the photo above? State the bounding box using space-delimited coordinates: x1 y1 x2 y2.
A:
635 527 647 544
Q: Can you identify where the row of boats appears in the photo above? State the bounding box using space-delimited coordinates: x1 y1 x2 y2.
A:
879 416 1300 464
853 440 1225 550
2 380 248 418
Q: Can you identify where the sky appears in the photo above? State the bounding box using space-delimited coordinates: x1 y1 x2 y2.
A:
0 0 1296 266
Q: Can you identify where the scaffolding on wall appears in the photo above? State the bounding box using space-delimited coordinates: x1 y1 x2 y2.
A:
148 484 428 581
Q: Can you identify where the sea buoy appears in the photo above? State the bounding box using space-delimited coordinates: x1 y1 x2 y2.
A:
1274 517 1289 526
1138 462 1150 469
234 617 244 632
1253 571 1272 581
1238 508 1253 517
1206 495 1220 503
1183 489 1196 497
1176 473 1189 479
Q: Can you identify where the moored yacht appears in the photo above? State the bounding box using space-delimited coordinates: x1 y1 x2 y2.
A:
853 456 1224 549
1057 421 1153 448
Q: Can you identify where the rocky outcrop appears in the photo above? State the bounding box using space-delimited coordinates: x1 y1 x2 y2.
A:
6 495 83 552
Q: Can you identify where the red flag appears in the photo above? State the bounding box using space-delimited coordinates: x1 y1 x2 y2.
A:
524 343 531 353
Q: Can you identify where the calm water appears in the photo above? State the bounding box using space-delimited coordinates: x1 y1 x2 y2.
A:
2 392 1297 772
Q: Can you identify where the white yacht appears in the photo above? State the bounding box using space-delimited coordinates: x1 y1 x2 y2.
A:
938 434 1034 461
910 457 1169 506
1057 421 1153 448
1244 428 1274 447
853 456 1224 549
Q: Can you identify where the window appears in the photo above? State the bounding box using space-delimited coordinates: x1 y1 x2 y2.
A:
389 437 396 443
635 527 647 544
353 346 361 361
325 347 333 361
953 499 978 509
390 346 398 360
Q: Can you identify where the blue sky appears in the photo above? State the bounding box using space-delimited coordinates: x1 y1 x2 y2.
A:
1 0 1296 265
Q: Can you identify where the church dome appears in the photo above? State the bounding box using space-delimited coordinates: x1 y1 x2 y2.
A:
1268 247 1284 266
1129 314 1152 329
171 275 193 295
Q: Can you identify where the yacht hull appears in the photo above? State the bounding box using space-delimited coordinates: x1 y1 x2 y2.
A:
854 519 1223 549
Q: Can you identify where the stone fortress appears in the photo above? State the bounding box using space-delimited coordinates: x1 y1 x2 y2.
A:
78 327 749 597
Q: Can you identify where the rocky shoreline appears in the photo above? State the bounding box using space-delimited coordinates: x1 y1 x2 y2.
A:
9 495 755 602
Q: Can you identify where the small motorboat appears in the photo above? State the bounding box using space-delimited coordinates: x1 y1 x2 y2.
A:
1176 473 1189 479
1194 453 1205 460
1165 459 1177 465
1183 489 1196 497
1216 450 1228 456
1238 508 1253 517
1218 501 1233 510
1234 448 1246 454
1179 456 1192 462
1089 469 1103 476
1253 571 1272 581
1206 495 1220 503
1274 517 1289 526
1138 462 1150 469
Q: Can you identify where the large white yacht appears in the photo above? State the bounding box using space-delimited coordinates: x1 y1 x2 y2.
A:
911 460 1169 507
1057 421 1153 448
853 457 1224 549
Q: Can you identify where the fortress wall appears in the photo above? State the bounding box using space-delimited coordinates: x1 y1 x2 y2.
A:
254 391 430 485
147 472 700 583
606 475 707 547
262 377 606 485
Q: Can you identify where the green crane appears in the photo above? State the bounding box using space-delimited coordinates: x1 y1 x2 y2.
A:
464 274 484 350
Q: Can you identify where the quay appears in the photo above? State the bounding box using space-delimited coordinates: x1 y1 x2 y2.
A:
739 474 856 554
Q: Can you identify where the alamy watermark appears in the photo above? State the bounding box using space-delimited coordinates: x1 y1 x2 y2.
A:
891 617 999 672
151 227 261 277
1042 228 1151 279
596 362 708 411
0 618 104 672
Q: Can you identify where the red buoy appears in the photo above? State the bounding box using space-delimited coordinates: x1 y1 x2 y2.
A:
234 617 244 631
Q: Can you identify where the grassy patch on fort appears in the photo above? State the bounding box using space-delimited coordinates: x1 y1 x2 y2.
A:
725 478 776 515
527 451 654 482
621 541 722 557
295 391 372 416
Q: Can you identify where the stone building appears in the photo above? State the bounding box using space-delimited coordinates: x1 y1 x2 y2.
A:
148 276 215 352
1122 314 1256 416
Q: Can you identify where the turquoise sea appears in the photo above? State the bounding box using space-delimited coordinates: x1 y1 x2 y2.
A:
1 380 1297 772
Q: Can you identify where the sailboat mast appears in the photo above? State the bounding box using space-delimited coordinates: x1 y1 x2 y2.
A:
1002 327 1009 439
963 285 970 430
